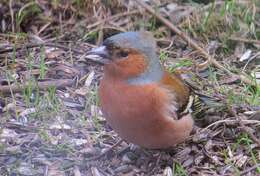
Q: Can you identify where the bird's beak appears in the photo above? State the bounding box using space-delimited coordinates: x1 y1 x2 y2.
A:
86 46 111 64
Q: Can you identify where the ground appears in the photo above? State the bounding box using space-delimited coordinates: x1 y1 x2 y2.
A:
0 0 259 175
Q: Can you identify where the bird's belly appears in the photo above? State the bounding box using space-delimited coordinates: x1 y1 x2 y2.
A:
104 110 167 147
99 81 175 148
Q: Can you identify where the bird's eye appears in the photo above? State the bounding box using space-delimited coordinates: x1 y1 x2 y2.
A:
119 51 128 58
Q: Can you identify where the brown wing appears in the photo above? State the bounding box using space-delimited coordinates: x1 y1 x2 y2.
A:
160 71 190 109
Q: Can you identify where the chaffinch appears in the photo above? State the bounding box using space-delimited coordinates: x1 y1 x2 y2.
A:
87 31 194 149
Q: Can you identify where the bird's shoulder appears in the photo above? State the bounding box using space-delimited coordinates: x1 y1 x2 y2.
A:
159 71 190 108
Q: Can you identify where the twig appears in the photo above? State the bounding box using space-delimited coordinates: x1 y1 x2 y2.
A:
9 0 14 32
0 79 74 93
149 153 162 175
238 118 260 147
203 119 260 131
202 118 260 147
229 37 260 45
134 0 259 87
242 52 260 71
0 42 106 64
85 10 140 29
0 43 83 55
85 139 124 161
96 10 105 46
37 22 52 35
227 107 260 147
197 74 260 146
240 163 260 175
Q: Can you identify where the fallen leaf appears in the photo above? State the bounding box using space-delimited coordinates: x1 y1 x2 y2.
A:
48 162 66 176
163 166 173 176
234 154 248 168
50 123 71 130
19 108 36 117
240 49 252 61
85 71 95 87
74 166 81 176
0 128 18 138
17 162 40 176
72 138 89 146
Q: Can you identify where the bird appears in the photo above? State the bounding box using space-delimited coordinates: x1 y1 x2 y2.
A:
87 31 195 149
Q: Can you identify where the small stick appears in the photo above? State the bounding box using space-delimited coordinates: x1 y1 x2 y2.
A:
197 73 260 146
201 119 260 147
229 37 260 45
86 10 140 29
226 106 260 147
238 119 260 147
0 43 106 64
202 119 260 131
0 79 74 93
240 163 260 175
9 0 15 32
0 43 83 55
134 0 258 86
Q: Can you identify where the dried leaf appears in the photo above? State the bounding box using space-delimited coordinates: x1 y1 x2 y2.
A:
239 50 252 61
91 167 105 176
19 108 36 117
17 162 40 176
72 138 89 146
48 163 66 176
0 128 18 138
45 49 64 59
74 166 81 176
163 166 173 176
85 71 95 87
234 154 248 168
50 123 71 130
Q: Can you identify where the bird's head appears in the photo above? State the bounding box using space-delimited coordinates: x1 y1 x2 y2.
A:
87 31 163 82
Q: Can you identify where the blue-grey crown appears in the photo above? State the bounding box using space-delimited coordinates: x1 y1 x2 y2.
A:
103 31 157 60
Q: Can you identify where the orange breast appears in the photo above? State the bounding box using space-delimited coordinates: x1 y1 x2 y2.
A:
98 73 193 149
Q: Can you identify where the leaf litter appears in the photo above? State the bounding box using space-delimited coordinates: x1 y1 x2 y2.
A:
0 0 259 175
